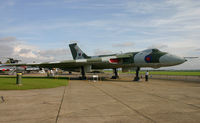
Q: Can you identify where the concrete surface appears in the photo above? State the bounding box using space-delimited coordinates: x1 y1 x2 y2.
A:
0 79 200 123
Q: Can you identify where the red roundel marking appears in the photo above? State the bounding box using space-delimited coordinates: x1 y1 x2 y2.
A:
146 57 151 62
2 69 5 71
109 59 119 63
145 55 152 63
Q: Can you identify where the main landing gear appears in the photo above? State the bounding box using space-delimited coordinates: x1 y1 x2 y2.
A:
111 68 119 79
68 71 72 75
80 66 86 80
133 67 140 81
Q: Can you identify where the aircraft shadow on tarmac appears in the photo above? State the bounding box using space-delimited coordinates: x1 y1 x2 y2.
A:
68 76 137 83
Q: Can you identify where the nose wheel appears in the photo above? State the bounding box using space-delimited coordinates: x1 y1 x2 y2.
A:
134 67 140 81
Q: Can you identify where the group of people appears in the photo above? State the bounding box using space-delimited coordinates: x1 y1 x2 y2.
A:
138 70 149 81
138 70 150 81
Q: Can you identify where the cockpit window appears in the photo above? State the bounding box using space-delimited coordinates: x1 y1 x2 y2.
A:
152 49 159 52
142 49 152 53
142 48 160 53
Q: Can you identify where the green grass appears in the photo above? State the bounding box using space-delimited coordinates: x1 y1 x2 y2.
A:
0 76 68 90
139 71 200 76
104 70 200 76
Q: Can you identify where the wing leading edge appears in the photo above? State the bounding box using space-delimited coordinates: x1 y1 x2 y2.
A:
2 54 133 70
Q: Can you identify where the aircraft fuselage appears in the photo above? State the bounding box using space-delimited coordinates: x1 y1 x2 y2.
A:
73 48 186 70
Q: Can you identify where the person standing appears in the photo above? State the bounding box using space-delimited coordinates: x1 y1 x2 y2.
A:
145 70 149 81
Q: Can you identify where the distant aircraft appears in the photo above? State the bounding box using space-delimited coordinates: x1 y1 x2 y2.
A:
5 58 21 64
3 43 187 81
0 66 12 72
0 58 23 74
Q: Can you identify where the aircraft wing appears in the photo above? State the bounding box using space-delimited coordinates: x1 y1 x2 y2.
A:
2 54 133 70
2 60 88 69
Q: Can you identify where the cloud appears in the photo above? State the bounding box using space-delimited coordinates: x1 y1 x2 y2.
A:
94 49 113 56
0 36 17 43
153 0 200 29
112 42 134 47
19 49 32 54
69 40 79 44
0 44 14 57
148 44 168 50
39 48 70 58
195 48 200 52
0 36 72 63
0 37 17 58
124 0 168 14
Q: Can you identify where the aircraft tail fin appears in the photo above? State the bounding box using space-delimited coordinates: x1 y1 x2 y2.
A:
69 43 90 60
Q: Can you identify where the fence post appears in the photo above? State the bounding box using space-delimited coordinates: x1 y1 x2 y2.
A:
16 73 22 85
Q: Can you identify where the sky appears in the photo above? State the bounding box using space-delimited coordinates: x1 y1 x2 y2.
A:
0 0 200 69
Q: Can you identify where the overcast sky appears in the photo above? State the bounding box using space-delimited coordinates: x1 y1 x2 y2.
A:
0 0 200 69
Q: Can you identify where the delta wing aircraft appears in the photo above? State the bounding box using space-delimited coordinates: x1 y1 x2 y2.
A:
3 43 187 81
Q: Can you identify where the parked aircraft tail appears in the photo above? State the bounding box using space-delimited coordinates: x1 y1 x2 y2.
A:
69 43 90 60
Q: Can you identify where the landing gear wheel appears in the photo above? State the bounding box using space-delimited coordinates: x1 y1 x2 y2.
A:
81 66 86 80
133 67 140 81
111 68 119 79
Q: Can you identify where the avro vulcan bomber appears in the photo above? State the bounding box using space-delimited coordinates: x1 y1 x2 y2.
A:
3 43 187 81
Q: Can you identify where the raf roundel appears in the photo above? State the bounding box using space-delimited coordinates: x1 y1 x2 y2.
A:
145 55 152 63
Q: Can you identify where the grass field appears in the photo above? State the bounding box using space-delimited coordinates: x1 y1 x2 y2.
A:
0 76 68 90
138 71 200 76
105 70 200 76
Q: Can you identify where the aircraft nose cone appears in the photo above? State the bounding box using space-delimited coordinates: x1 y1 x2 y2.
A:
160 54 186 65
